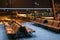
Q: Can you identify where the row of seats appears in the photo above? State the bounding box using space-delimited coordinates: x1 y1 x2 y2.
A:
3 21 21 34
33 18 60 31
15 21 35 33
3 20 35 35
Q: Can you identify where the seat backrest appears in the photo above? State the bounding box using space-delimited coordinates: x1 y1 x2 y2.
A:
58 24 60 27
41 19 45 23
8 20 13 25
35 18 39 22
11 23 20 33
39 19 42 23
52 20 59 27
58 22 60 27
8 19 16 25
3 22 10 27
15 21 22 26
48 20 53 25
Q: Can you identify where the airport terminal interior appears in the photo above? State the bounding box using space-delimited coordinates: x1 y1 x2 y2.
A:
0 0 60 40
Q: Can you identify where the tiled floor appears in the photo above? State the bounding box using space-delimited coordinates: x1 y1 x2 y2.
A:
0 24 9 40
0 22 60 40
20 22 60 40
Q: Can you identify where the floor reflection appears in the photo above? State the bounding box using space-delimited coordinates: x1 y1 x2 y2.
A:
0 22 60 40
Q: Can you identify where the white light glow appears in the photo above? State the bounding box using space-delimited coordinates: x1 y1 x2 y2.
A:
17 14 26 17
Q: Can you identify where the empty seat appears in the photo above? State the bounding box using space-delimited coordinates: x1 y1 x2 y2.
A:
47 20 53 25
52 21 59 27
12 23 20 32
3 22 10 27
42 20 54 28
40 19 45 24
8 20 16 25
39 19 42 23
58 22 60 27
8 22 20 34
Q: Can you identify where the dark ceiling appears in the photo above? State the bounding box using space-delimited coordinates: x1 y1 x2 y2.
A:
55 0 60 4
0 0 60 8
0 0 51 8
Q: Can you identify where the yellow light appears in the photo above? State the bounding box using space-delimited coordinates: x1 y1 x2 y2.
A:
34 11 37 13
17 14 26 17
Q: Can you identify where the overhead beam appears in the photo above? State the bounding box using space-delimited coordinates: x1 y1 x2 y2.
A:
0 8 51 10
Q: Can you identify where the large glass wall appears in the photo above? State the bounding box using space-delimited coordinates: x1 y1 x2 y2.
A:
30 10 54 20
0 9 54 20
